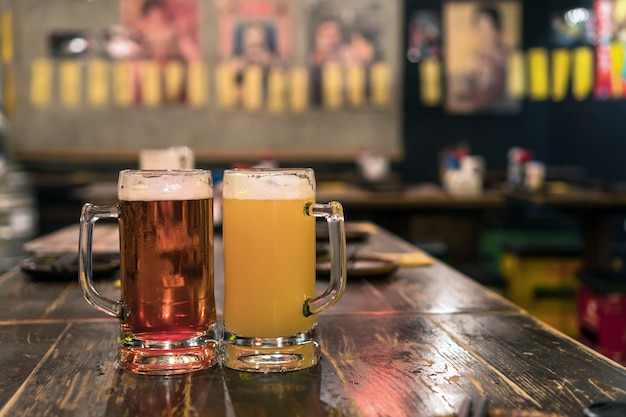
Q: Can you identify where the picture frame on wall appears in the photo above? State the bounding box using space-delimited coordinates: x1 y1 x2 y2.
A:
216 0 292 109
306 0 387 108
444 0 522 114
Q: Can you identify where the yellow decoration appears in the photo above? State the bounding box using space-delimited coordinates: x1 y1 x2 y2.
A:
267 67 286 113
242 66 263 111
527 48 549 101
346 65 366 107
187 61 208 107
420 57 441 106
88 59 109 107
1 12 13 63
371 62 391 107
322 63 343 109
551 49 570 102
59 60 81 108
216 62 237 109
289 67 308 113
30 58 53 108
113 61 133 107
164 60 184 103
141 61 161 107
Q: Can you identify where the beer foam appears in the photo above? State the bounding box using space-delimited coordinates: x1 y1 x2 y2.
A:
118 171 213 201
223 170 315 200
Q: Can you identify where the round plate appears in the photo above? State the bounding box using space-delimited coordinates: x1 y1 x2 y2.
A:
20 253 120 281
316 255 399 279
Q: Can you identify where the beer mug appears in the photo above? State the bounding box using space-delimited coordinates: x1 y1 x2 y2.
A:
79 170 217 375
221 168 346 372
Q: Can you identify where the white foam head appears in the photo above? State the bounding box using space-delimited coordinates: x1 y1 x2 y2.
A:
118 170 213 201
223 169 315 200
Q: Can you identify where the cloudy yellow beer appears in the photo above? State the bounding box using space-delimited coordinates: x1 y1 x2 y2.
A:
223 176 316 338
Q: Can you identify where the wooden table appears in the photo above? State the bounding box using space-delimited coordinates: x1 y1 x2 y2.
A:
1 226 625 417
507 188 626 271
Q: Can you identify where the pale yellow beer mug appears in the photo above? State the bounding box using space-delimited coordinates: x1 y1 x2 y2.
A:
221 168 346 372
79 170 217 374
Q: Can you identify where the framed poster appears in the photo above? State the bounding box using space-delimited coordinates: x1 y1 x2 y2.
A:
118 0 201 62
216 0 291 109
111 0 201 104
444 1 522 114
306 0 389 108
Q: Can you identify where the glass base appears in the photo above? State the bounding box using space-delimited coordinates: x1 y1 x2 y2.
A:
222 325 320 373
119 332 218 375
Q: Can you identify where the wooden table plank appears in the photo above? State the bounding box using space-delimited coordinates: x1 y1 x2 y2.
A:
0 269 73 321
320 313 626 417
0 323 68 406
0 268 119 321
433 313 626 416
6 314 623 417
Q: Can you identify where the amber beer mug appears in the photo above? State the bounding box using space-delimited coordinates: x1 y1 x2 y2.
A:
79 170 217 374
222 168 347 372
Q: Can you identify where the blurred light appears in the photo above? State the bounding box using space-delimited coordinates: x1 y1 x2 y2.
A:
68 38 87 54
407 48 422 64
565 8 590 27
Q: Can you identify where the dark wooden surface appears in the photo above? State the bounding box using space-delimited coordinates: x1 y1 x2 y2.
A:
1 225 626 417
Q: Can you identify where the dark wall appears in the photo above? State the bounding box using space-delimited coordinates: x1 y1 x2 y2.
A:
401 0 623 184
550 96 626 183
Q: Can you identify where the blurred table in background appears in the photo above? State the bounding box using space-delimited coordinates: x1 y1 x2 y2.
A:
318 183 505 264
507 187 626 271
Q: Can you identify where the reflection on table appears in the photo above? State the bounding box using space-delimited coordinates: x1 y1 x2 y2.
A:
1 225 626 416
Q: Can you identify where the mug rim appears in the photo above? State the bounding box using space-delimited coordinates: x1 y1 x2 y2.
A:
120 169 211 176
223 167 313 175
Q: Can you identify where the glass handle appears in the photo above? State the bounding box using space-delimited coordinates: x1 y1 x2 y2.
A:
303 201 347 317
78 203 124 319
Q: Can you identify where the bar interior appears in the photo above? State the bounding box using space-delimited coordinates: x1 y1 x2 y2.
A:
2 0 626 416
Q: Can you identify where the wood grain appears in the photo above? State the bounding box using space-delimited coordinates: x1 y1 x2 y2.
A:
0 323 67 405
0 268 120 322
1 226 625 417
4 315 609 417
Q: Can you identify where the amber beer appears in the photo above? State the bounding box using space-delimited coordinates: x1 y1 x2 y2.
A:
78 170 217 375
119 198 214 342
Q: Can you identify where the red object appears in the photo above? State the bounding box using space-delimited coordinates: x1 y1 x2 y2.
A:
520 150 534 163
578 282 626 364
594 0 614 99
231 163 253 169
